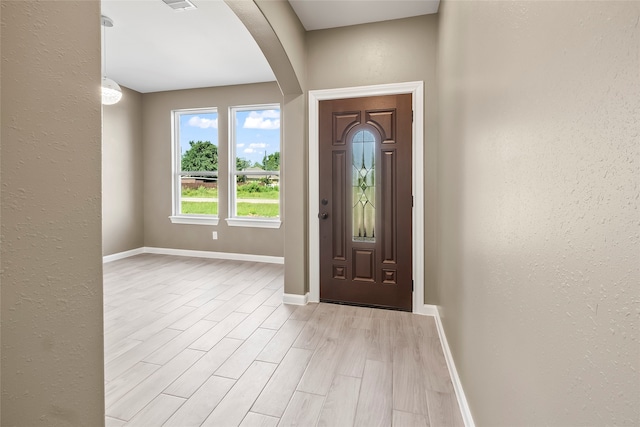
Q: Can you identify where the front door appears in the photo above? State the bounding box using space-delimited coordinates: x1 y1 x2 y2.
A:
318 94 413 311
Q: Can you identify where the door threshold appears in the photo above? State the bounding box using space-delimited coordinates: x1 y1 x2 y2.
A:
320 299 411 312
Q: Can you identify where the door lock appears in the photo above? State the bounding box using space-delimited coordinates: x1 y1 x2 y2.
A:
318 212 329 220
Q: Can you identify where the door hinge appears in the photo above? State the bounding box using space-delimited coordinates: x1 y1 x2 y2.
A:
412 280 414 291
412 110 414 122
412 196 414 207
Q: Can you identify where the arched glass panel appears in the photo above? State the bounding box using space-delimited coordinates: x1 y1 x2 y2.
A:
352 129 376 242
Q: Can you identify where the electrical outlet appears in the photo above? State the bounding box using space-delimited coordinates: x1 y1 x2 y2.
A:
212 231 218 240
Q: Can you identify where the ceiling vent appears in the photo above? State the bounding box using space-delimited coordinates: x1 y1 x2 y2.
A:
162 0 197 11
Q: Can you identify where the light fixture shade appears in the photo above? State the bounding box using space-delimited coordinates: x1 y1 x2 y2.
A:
102 77 122 105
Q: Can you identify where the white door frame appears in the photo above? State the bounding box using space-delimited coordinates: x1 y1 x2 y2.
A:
308 81 425 314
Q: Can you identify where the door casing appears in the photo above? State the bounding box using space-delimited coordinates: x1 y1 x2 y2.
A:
308 81 425 313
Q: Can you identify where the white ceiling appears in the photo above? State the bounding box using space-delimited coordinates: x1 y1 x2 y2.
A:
101 0 439 94
289 0 439 31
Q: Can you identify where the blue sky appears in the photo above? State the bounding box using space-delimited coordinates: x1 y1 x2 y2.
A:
179 109 280 167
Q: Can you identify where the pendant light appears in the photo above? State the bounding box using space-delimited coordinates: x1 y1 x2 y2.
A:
101 15 122 105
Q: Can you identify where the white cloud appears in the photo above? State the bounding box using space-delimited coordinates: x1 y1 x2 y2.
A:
242 143 268 155
188 116 218 129
261 110 280 119
243 110 280 130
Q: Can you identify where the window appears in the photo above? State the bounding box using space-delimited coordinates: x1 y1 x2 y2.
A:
170 108 219 225
228 105 281 228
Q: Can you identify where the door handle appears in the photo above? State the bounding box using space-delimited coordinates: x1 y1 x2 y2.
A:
318 212 329 220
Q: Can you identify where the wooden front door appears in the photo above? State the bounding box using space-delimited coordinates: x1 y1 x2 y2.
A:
318 94 413 311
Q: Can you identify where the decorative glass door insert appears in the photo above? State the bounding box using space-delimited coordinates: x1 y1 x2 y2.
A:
352 129 376 242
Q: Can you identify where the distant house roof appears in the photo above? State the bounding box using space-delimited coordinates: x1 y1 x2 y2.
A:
241 166 279 181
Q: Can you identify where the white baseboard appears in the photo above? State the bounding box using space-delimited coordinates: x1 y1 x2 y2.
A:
102 246 284 265
143 247 284 264
415 303 440 316
283 292 309 305
432 307 475 427
103 247 145 263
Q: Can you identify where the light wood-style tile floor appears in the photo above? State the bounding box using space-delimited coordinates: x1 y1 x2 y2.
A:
104 254 464 427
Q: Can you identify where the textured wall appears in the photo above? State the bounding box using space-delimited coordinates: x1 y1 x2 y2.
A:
281 92 307 294
250 0 308 295
0 1 105 425
103 86 144 256
142 82 285 256
307 15 440 304
1 3 3 422
256 0 307 89
438 1 640 425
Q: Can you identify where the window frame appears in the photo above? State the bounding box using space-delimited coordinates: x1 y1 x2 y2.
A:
227 103 282 229
169 107 220 226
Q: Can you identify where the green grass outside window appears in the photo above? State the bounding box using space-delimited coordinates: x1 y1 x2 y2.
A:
181 201 278 218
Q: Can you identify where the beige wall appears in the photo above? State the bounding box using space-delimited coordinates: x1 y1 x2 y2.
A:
0 1 105 425
281 93 308 294
256 0 307 90
103 86 144 256
142 82 285 256
249 0 308 295
307 15 440 304
437 1 640 425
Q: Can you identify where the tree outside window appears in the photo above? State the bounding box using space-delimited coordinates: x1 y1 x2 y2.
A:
172 109 219 221
230 105 281 221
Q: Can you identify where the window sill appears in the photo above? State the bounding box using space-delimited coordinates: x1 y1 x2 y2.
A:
225 218 282 229
169 215 219 226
